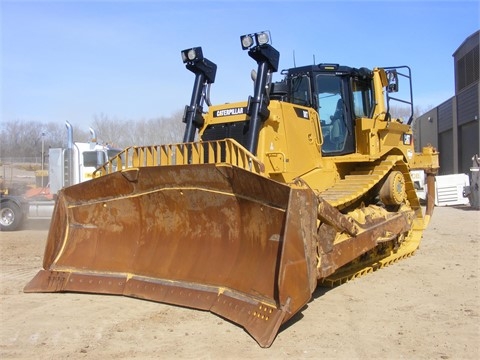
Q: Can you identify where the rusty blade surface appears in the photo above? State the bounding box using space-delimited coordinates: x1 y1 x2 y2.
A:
25 164 317 347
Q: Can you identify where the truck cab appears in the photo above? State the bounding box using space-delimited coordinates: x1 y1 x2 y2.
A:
49 142 122 194
0 122 122 231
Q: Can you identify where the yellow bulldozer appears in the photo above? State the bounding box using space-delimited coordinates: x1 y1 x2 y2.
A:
25 31 439 347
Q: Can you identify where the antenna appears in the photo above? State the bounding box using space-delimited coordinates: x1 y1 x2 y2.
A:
313 54 316 65
293 50 296 67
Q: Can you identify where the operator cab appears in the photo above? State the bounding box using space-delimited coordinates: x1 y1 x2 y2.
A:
273 64 374 156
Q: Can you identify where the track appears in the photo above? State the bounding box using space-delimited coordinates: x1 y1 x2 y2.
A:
318 155 425 286
319 155 403 209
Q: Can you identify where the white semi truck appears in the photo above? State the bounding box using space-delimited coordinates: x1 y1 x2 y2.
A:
0 122 121 231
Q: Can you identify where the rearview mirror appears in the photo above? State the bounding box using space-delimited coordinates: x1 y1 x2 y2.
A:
386 70 399 92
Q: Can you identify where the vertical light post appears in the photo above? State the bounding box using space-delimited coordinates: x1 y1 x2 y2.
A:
41 131 46 187
181 46 217 143
240 31 279 155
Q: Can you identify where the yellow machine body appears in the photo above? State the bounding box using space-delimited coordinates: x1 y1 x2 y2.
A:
25 34 439 347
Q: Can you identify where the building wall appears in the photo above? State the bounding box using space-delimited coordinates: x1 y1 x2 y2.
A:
457 83 478 125
413 108 437 150
459 120 479 173
454 35 479 93
439 130 454 174
415 30 479 175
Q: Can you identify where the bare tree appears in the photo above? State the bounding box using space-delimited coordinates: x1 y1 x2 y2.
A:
388 104 434 123
91 113 129 148
146 110 185 144
0 120 65 160
91 111 184 148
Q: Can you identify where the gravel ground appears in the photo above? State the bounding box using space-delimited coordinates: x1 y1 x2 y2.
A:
0 206 479 359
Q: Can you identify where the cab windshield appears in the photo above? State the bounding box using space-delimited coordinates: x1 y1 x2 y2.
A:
316 75 342 125
316 75 346 153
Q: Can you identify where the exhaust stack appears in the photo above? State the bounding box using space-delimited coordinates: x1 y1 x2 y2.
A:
64 121 74 187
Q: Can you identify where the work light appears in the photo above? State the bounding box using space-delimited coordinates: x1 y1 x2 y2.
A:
241 35 254 50
256 32 269 45
181 47 204 63
240 31 271 50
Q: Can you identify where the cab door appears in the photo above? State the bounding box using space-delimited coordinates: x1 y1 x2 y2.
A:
315 74 355 156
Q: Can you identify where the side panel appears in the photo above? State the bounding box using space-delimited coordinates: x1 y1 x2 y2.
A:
259 102 322 182
48 148 64 194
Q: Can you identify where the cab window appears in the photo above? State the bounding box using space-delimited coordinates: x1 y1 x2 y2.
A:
315 75 342 125
351 77 373 118
290 75 312 107
83 151 106 167
316 74 347 153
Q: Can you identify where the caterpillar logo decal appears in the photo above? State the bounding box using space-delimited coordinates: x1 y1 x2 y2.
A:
293 107 310 120
403 133 412 145
213 107 247 117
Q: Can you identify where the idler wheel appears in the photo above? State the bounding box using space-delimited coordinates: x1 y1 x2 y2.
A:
380 171 406 205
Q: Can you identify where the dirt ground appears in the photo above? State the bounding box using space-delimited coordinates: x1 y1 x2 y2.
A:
0 206 479 359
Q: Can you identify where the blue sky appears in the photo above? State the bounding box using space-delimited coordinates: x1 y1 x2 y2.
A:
1 0 479 127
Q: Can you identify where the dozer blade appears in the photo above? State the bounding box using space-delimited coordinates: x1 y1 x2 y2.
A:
25 164 319 347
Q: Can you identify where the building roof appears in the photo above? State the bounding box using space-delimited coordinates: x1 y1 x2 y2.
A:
452 30 479 57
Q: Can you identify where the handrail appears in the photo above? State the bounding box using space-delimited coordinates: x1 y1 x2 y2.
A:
94 139 265 177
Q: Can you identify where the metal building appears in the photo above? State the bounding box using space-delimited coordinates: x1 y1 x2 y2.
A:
414 30 479 175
